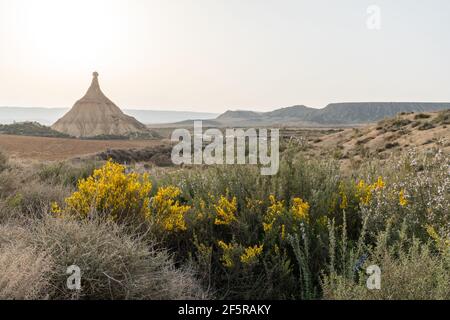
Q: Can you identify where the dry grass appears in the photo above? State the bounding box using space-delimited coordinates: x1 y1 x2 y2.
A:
0 224 53 300
0 216 209 300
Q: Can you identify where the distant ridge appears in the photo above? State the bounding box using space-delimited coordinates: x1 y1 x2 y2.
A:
2 102 449 128
217 110 263 121
0 107 218 126
311 102 450 124
215 102 450 126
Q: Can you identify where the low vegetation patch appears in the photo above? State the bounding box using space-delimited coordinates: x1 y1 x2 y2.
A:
418 122 436 131
0 139 448 300
0 122 71 138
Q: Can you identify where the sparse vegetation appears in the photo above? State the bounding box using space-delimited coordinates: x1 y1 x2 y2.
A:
433 110 450 125
414 113 432 120
0 122 71 138
385 142 400 149
0 150 8 172
0 111 448 300
96 145 174 167
418 122 436 131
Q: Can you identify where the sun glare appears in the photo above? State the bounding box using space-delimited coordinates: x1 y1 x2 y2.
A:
7 0 131 71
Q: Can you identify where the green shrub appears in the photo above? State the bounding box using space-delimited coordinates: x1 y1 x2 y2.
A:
414 113 431 120
0 151 8 173
7 182 70 217
0 141 448 300
153 155 341 299
37 161 98 187
322 222 450 300
418 122 436 131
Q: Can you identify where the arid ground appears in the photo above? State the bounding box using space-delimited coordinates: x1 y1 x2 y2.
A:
0 134 166 161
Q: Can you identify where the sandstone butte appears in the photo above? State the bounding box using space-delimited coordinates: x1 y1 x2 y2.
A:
52 72 148 138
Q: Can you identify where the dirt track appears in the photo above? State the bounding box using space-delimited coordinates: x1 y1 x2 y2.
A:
0 134 165 161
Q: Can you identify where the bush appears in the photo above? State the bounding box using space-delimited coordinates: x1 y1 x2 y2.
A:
64 160 152 222
0 224 53 299
432 110 450 125
322 223 450 300
0 150 8 173
0 216 208 300
37 161 98 187
418 122 436 131
0 122 71 138
7 182 71 217
385 142 400 149
0 169 17 199
154 155 340 299
1 141 448 300
150 146 449 300
414 113 432 120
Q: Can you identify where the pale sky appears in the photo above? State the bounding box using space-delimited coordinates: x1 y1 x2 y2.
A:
0 0 449 112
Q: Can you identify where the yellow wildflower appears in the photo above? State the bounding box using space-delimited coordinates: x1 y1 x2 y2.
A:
214 195 238 225
217 240 237 268
151 186 190 232
291 197 310 222
65 160 152 221
263 195 284 232
338 183 349 210
51 201 61 214
399 189 408 207
240 244 264 265
281 224 286 240
51 202 62 216
356 180 372 205
356 177 385 206
374 176 385 190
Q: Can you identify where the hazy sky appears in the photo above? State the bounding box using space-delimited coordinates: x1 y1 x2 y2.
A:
0 0 449 112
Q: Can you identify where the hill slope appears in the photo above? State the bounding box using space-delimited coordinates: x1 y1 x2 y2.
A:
314 109 450 170
309 102 450 124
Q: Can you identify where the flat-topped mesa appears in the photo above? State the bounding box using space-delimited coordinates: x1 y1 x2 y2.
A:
52 72 148 138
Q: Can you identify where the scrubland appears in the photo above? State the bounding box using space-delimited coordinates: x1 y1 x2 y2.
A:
0 126 448 300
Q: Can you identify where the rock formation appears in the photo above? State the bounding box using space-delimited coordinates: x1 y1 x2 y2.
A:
52 72 148 138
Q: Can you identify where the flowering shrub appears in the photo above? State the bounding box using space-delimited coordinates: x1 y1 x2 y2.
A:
263 195 285 232
217 240 239 268
160 147 449 299
355 149 449 238
356 177 385 206
214 195 237 225
64 160 152 222
150 186 190 232
240 245 264 265
291 198 310 222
